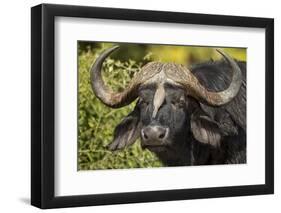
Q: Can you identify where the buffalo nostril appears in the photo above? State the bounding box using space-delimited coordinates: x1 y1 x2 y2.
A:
143 132 148 140
158 132 165 139
141 129 148 140
157 127 168 140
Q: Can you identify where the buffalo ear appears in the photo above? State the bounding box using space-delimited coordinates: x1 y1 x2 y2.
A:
108 105 141 151
190 110 221 147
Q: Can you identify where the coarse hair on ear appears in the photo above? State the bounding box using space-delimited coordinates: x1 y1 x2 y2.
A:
108 105 142 151
190 109 222 148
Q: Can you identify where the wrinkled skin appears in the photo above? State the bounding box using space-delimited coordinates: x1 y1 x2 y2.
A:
108 60 246 166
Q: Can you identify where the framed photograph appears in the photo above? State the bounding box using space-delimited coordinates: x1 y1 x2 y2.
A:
31 4 274 209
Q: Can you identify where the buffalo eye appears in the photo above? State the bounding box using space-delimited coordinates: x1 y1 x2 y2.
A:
138 98 148 107
171 97 186 108
178 98 186 108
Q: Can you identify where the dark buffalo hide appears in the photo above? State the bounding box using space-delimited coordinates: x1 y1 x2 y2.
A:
108 60 246 166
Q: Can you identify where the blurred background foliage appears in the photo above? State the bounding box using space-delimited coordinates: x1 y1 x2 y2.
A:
78 41 246 170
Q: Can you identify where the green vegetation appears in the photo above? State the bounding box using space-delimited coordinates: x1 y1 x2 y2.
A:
78 47 163 170
78 42 246 170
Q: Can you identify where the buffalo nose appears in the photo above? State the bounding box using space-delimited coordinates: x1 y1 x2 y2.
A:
141 126 169 142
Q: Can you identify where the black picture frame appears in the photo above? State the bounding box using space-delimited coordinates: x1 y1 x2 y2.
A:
31 3 274 209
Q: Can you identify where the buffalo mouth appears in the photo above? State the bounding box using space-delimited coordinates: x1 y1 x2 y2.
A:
141 144 168 152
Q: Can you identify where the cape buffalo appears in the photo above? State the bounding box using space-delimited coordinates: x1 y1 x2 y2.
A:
90 46 246 166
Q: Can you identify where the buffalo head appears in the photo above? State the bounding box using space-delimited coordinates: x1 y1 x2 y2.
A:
90 46 243 160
